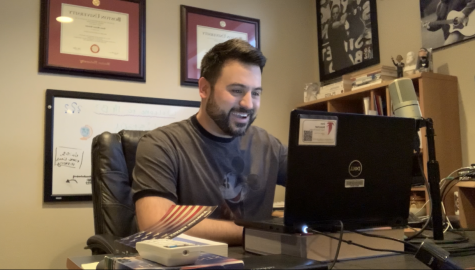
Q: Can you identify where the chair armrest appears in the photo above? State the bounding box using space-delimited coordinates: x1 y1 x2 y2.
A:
85 234 138 255
85 234 119 255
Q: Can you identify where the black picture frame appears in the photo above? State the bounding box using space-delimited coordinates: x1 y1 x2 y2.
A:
44 89 200 202
180 5 260 86
316 0 380 82
39 0 146 82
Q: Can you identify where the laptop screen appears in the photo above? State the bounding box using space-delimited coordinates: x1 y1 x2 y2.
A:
284 110 416 230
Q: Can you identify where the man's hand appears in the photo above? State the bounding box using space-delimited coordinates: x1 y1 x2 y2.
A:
454 13 466 25
422 21 431 29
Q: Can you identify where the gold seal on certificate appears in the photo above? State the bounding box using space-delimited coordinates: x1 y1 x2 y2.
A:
90 44 100 53
92 0 100 6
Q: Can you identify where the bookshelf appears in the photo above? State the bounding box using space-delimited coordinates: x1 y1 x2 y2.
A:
296 72 464 219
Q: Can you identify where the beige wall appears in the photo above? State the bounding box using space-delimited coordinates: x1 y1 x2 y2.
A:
377 0 475 165
0 0 316 268
1 0 474 268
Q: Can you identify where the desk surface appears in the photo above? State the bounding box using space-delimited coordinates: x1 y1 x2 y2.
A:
68 232 475 270
67 250 475 270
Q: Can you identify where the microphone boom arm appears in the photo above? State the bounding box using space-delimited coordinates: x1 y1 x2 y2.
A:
417 118 444 240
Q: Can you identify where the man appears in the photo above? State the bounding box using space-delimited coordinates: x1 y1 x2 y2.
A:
328 4 353 71
423 0 475 45
391 55 405 78
132 39 287 246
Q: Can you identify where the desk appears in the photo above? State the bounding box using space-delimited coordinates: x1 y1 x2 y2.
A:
67 250 475 270
68 232 475 270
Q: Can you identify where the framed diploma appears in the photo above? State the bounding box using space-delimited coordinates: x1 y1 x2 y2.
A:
39 0 146 82
180 5 260 86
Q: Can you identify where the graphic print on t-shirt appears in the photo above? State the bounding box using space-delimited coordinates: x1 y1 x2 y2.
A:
219 156 247 218
218 155 266 219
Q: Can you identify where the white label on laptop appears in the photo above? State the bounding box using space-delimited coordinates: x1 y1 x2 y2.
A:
345 179 365 188
299 119 337 146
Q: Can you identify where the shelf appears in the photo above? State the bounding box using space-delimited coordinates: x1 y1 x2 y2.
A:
294 71 463 227
296 72 457 110
457 181 475 188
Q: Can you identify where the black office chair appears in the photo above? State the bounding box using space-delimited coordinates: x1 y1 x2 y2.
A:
85 130 148 255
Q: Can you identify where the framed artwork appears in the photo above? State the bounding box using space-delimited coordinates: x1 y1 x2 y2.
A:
39 0 146 82
420 0 475 51
316 0 380 82
180 5 260 86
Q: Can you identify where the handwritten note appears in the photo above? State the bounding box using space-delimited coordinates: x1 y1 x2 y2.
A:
54 147 84 169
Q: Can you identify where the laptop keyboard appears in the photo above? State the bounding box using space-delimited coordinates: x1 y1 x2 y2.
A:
266 217 284 224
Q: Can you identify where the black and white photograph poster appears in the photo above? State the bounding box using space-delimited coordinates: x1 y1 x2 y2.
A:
420 0 475 50
317 0 380 82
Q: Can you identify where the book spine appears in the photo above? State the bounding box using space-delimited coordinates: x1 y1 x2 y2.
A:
363 97 370 115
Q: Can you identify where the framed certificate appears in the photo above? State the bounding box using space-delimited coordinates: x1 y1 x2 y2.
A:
180 5 260 86
39 0 146 82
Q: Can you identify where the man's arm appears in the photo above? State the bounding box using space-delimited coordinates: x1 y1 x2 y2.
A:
462 0 475 17
135 196 243 246
425 1 448 31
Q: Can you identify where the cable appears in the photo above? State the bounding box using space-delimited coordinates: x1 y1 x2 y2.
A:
413 200 429 216
307 228 414 255
406 156 432 241
328 221 343 270
351 229 419 252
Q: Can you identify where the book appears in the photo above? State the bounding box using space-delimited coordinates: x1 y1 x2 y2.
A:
378 95 386 116
375 94 383 115
363 97 370 115
351 79 383 91
104 253 244 269
350 65 396 78
244 227 404 262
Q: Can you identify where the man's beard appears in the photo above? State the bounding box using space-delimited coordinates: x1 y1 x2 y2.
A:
206 89 256 137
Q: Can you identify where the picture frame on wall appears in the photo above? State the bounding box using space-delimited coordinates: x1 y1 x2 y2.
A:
39 0 146 82
180 5 260 86
420 0 475 51
316 0 380 82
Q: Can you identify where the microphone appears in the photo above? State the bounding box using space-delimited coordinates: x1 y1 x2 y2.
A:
388 78 445 241
388 78 422 119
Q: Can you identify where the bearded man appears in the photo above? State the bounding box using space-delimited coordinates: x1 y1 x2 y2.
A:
132 39 287 246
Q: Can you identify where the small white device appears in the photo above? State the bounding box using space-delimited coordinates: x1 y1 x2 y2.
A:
136 238 201 266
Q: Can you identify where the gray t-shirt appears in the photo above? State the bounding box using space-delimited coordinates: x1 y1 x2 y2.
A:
132 115 287 221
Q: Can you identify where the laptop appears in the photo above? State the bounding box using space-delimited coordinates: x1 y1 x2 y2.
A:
236 110 416 233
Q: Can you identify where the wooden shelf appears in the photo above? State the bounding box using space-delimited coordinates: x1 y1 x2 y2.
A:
457 181 475 188
296 72 457 110
295 72 465 226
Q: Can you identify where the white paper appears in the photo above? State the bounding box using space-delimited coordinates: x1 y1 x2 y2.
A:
196 25 248 69
60 4 129 61
299 119 338 146
81 262 99 269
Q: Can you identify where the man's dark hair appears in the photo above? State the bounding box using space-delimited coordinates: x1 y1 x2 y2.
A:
200 38 267 87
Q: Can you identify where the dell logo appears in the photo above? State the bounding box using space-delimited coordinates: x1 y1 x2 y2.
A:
349 160 363 177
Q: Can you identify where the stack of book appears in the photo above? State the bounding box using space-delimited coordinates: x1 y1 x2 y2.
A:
316 77 352 100
351 65 397 91
104 253 244 269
